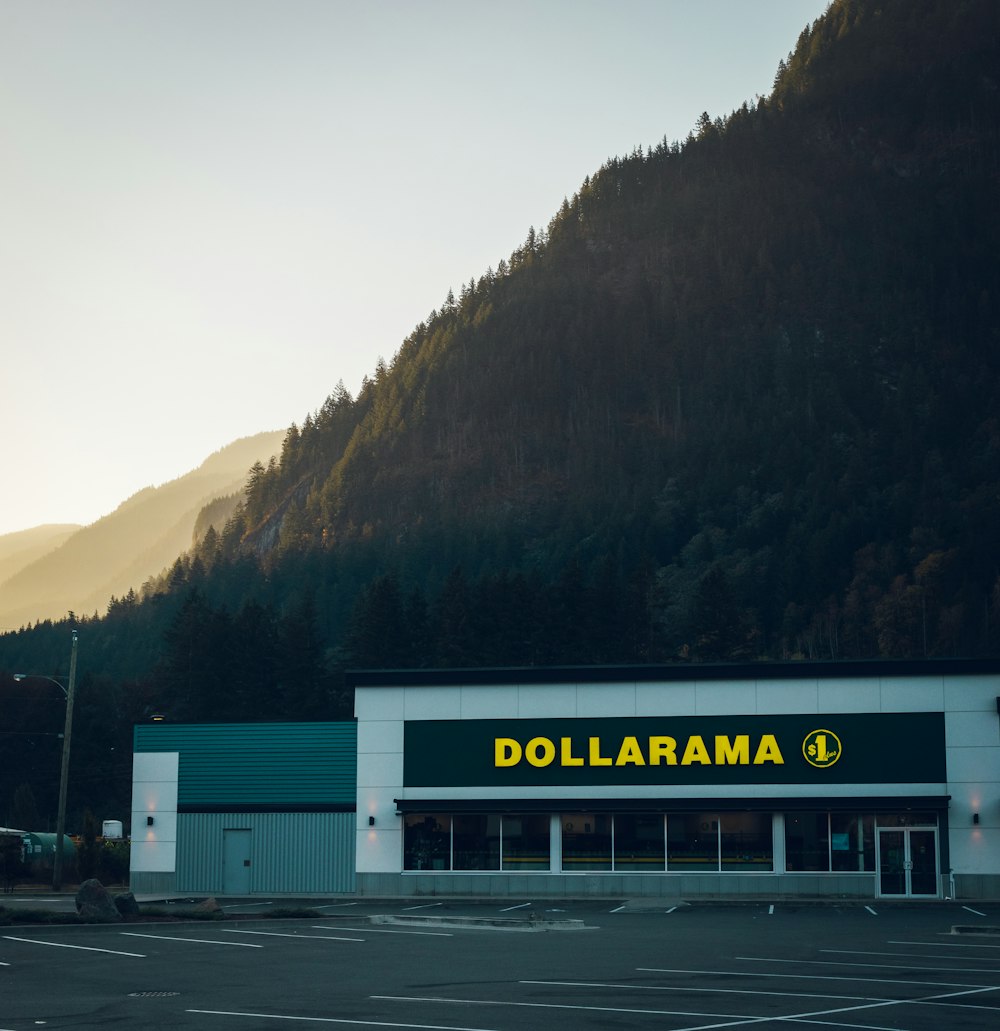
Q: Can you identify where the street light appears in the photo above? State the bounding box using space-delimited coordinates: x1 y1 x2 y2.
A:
14 629 79 892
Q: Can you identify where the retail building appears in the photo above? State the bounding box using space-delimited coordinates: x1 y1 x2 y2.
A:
129 660 1000 899
352 660 1000 899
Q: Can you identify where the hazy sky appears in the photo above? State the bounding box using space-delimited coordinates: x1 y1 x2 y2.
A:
1 0 828 537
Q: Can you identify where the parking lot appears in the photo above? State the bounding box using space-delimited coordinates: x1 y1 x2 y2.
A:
2 898 999 1029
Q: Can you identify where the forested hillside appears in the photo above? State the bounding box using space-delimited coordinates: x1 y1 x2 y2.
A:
2 0 998 830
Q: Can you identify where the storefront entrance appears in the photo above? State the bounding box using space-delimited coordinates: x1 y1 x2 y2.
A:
876 827 938 898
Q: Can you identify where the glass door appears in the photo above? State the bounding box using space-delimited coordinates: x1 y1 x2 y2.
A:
877 828 938 898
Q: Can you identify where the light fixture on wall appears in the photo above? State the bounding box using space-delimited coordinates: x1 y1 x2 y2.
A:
368 815 375 827
147 815 155 827
973 812 980 825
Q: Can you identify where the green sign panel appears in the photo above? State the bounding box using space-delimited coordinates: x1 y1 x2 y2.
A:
403 712 945 787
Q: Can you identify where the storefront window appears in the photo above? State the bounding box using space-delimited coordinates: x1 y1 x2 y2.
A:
667 813 719 871
562 814 612 870
785 813 830 871
784 812 876 872
614 814 665 870
720 812 773 870
403 814 451 871
453 814 500 870
502 814 550 870
831 814 874 872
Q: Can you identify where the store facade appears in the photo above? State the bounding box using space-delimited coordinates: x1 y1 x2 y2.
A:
352 660 1000 899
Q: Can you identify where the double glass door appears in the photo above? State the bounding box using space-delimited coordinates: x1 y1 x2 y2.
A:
876 828 938 897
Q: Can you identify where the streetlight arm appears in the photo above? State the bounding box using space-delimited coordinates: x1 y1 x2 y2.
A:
12 673 69 698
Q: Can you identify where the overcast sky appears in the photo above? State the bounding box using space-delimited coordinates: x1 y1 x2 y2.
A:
1 0 828 537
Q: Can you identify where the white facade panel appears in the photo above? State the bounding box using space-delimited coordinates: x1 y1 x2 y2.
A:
460 684 518 718
404 685 462 720
130 751 178 874
693 680 757 714
880 676 944 711
635 680 696 715
946 709 1000 748
515 683 578 717
357 719 404 754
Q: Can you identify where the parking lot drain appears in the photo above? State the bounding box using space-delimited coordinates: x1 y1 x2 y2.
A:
128 991 181 997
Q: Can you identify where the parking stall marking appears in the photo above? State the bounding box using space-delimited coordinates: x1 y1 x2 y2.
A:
821 947 1000 964
120 932 262 947
188 1009 498 1029
225 929 365 942
638 965 998 990
373 993 760 1023
736 954 1000 976
964 906 989 917
312 925 453 937
3 935 145 957
520 979 883 1003
889 940 1000 950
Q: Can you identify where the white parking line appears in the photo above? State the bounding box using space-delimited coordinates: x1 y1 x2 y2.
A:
3 935 145 957
401 902 443 911
865 905 878 915
121 932 262 947
768 905 774 915
889 939 1000 949
823 947 1000 962
737 954 1000 975
610 904 626 913
312 925 453 937
374 994 752 1022
666 906 678 914
639 966 996 989
188 1008 496 1029
223 901 273 909
499 902 530 912
521 979 881 1003
963 905 988 917
226 929 365 942
315 902 358 909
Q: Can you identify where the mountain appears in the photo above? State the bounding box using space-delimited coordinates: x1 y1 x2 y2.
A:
0 432 284 630
2 0 999 716
0 526 81 587
213 0 997 663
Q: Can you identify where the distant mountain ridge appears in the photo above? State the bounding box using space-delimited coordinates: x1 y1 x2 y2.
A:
0 432 284 629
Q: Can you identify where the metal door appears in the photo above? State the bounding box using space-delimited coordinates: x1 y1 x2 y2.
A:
222 829 252 894
876 827 938 898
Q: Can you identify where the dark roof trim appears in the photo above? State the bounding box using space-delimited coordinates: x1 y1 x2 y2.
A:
394 796 951 814
348 659 1000 689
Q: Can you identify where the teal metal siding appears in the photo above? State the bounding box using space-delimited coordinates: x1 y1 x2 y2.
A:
176 812 356 894
133 722 356 809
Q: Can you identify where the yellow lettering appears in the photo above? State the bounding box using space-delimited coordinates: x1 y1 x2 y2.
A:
495 738 521 767
589 736 612 766
715 735 750 765
615 736 646 766
526 736 556 767
681 735 711 765
648 736 677 765
753 734 784 765
560 737 584 766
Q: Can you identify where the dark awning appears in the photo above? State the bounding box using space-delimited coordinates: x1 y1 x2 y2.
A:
394 795 951 814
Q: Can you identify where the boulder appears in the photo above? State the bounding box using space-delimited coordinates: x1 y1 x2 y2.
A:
74 878 122 922
113 891 141 919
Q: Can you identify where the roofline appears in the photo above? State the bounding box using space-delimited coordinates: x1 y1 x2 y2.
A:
346 658 1000 688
